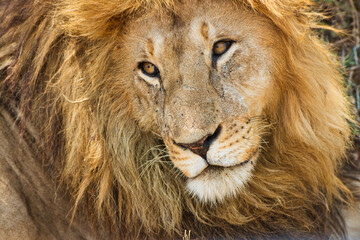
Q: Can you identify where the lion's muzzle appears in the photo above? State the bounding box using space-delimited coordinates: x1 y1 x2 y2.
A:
163 116 262 178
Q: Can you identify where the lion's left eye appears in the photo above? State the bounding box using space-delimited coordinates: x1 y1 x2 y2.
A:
212 40 233 56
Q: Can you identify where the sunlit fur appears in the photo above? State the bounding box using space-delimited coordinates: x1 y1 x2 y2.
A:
0 0 355 239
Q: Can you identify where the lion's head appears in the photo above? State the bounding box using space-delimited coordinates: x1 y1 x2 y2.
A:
116 1 281 202
0 0 354 238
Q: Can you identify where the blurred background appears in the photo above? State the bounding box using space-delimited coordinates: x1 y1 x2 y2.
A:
316 0 360 168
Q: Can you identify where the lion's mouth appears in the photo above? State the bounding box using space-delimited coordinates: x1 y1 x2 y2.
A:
185 150 258 203
191 148 258 179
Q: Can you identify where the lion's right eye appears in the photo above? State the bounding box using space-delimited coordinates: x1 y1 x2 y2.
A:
139 62 160 78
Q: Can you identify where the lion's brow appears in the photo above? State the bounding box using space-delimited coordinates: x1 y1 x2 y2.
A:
146 39 154 57
200 22 209 41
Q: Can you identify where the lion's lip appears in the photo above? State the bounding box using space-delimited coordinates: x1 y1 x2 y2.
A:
189 149 259 179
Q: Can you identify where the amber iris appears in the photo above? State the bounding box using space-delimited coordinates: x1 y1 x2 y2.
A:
212 41 232 56
140 62 159 77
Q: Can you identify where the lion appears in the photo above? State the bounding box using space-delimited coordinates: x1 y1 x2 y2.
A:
0 0 359 239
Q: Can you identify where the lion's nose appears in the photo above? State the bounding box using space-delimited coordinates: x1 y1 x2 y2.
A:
177 125 221 160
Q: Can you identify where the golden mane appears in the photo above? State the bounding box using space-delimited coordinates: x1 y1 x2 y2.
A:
0 0 355 239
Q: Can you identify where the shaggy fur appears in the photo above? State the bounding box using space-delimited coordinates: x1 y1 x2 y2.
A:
0 0 357 239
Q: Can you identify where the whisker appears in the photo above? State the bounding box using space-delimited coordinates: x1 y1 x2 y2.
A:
140 144 167 160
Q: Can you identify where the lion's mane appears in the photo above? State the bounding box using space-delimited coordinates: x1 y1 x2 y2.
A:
0 0 355 239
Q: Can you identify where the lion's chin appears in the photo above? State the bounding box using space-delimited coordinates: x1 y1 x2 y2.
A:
186 157 256 203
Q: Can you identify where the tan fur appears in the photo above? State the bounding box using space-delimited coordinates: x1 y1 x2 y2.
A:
0 0 357 239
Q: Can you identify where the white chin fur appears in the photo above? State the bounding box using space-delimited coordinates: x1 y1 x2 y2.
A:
186 161 254 203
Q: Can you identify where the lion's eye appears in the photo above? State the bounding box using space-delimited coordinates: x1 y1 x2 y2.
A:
212 41 233 56
139 62 160 77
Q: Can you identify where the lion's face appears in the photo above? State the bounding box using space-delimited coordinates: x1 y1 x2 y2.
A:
116 0 283 202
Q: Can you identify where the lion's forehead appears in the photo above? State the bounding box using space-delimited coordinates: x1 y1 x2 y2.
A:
123 5 276 87
125 1 275 57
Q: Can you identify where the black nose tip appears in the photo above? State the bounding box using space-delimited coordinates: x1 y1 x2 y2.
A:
177 125 221 159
